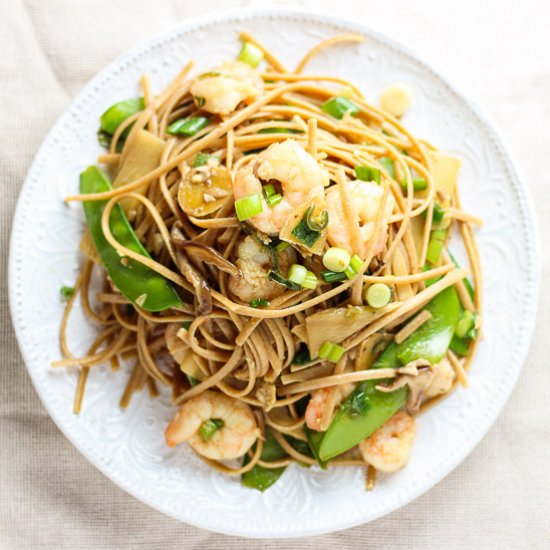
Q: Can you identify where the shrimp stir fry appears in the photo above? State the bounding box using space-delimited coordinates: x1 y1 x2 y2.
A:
233 139 328 235
359 411 416 473
326 179 395 258
190 61 263 116
165 390 260 460
229 235 297 303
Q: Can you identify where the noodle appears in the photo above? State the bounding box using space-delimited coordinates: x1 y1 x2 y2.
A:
55 35 483 487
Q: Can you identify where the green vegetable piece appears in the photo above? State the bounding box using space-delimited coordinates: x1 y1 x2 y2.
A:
455 310 475 338
258 127 302 134
186 375 200 387
60 285 75 301
305 428 329 469
292 208 323 247
292 346 313 365
365 283 391 308
320 269 347 283
199 418 224 441
402 178 428 192
449 334 470 356
237 41 264 68
322 96 360 120
250 297 270 308
426 229 447 265
192 153 219 167
100 97 144 135
266 193 283 207
167 116 210 136
80 166 182 312
355 165 381 184
242 429 287 492
235 193 263 221
275 241 290 253
379 157 395 178
268 270 302 291
317 285 461 461
447 250 475 299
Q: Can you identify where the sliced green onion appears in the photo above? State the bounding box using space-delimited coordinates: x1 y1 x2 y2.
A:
288 264 308 286
60 286 75 301
318 341 345 363
322 247 351 273
167 116 209 136
187 375 200 387
262 184 276 198
305 206 329 231
455 310 476 339
379 157 395 178
250 297 270 308
100 97 144 135
355 165 381 183
235 193 263 221
365 283 392 308
266 194 283 208
426 229 447 264
275 241 290 253
199 418 224 441
258 127 302 134
344 264 358 279
182 321 192 330
268 271 301 291
322 96 360 120
237 41 264 68
402 178 428 192
292 346 313 365
349 254 363 273
432 203 445 223
292 207 324 248
320 270 347 283
193 153 219 167
302 271 318 290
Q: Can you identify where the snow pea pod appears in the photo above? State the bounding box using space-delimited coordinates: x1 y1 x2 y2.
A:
80 166 181 312
317 285 461 462
100 97 144 135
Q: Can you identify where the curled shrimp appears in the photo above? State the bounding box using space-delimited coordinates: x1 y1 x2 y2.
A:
165 390 260 460
326 179 394 258
358 411 416 473
233 139 328 235
228 235 297 303
305 384 355 431
190 61 264 116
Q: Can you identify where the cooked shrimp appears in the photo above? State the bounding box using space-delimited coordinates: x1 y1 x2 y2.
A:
359 411 416 473
326 179 394 258
305 384 355 431
233 139 328 235
165 390 260 460
228 235 297 303
190 61 264 115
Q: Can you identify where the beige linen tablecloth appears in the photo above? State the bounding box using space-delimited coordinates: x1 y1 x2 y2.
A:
1 1 549 548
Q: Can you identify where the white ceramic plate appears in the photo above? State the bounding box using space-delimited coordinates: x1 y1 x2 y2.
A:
9 8 539 538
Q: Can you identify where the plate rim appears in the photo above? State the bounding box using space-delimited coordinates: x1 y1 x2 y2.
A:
8 6 541 538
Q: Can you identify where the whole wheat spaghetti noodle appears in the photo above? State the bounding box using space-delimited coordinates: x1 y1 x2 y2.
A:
56 35 482 491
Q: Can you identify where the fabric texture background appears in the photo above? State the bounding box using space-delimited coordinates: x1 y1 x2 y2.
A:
1 0 548 548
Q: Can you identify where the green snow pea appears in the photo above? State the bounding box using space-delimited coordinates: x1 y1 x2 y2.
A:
317 285 461 462
80 166 181 312
100 97 144 135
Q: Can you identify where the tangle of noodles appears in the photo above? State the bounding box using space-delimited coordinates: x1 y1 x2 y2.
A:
56 34 482 486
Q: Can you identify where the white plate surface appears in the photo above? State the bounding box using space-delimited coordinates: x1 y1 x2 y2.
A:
9 8 539 538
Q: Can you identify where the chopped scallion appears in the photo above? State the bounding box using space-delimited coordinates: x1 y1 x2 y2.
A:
426 229 447 264
349 254 363 273
379 157 395 178
288 264 308 286
302 271 318 290
455 310 476 339
365 283 391 308
268 271 301 291
250 297 270 308
237 41 264 68
318 341 345 363
262 184 276 198
402 178 428 192
322 96 360 120
167 116 209 136
193 153 219 167
292 207 323 248
199 418 224 441
305 206 329 231
235 193 263 221
322 247 351 273
275 241 290 253
355 165 381 183
60 286 75 301
320 270 347 283
266 194 283 207
258 127 302 134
